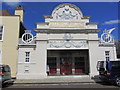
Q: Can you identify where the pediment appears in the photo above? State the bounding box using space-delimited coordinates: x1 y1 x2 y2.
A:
52 4 83 21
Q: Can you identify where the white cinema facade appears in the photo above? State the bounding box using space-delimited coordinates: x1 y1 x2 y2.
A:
17 4 117 79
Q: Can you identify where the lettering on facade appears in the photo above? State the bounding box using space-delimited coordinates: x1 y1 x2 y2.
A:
49 22 85 28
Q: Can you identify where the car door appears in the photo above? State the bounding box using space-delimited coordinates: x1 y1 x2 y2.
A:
110 61 120 79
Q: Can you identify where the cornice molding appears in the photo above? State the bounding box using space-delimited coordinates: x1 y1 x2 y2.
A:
34 29 101 33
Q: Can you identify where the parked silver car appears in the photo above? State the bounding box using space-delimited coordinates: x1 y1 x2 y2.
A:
0 65 13 87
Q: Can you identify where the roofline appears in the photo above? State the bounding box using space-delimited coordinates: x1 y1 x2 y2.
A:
34 29 101 33
43 15 91 19
0 15 20 17
82 16 91 19
0 9 23 17
86 23 99 25
20 21 26 30
43 15 53 19
36 22 98 25
36 22 49 25
0 9 13 16
18 45 36 48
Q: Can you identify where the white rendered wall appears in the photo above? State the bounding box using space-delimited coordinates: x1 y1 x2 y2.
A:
98 46 117 61
88 40 117 77
37 33 88 40
17 44 47 79
17 33 117 79
35 41 48 78
88 40 99 76
17 48 41 79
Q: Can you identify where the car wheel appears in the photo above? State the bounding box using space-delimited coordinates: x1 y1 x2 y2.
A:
116 77 120 87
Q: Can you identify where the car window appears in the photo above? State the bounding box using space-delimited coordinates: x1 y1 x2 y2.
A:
7 66 10 72
111 62 120 70
97 61 105 71
0 66 5 72
4 66 10 72
0 67 2 72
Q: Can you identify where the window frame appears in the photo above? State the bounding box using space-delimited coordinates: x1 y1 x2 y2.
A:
105 51 110 61
0 25 4 41
25 52 30 63
0 50 2 64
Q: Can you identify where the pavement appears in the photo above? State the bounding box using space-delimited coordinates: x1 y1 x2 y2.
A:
3 76 119 89
13 75 96 84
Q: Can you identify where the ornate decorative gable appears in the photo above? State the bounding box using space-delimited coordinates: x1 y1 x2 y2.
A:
36 3 98 30
52 4 83 21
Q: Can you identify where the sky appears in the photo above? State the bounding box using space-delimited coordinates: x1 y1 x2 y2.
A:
1 1 120 40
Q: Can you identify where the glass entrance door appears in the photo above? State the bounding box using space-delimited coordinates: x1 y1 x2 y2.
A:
60 57 72 75
47 50 89 76
47 57 57 75
75 57 85 74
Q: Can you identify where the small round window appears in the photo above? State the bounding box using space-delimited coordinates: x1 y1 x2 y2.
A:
22 33 33 44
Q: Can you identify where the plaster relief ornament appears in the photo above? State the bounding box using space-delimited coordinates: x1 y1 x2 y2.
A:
100 28 115 45
63 33 73 41
22 30 34 44
52 4 83 20
56 6 78 20
49 33 87 48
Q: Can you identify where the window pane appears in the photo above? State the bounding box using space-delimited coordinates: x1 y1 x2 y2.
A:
105 51 110 61
0 25 3 40
0 26 3 31
111 62 120 70
25 52 30 62
25 58 29 62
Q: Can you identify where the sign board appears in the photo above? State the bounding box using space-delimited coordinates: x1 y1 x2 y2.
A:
49 22 85 28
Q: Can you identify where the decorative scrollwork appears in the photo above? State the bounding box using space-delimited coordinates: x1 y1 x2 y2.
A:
56 7 78 20
100 28 115 45
22 30 34 44
48 33 87 48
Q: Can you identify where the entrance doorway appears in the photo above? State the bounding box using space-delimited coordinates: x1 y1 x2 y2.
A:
60 57 72 75
47 57 57 75
75 57 85 74
47 50 89 75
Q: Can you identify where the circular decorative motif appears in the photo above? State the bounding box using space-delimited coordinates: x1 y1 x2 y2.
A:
64 33 72 40
101 33 113 43
22 33 33 44
65 42 71 48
